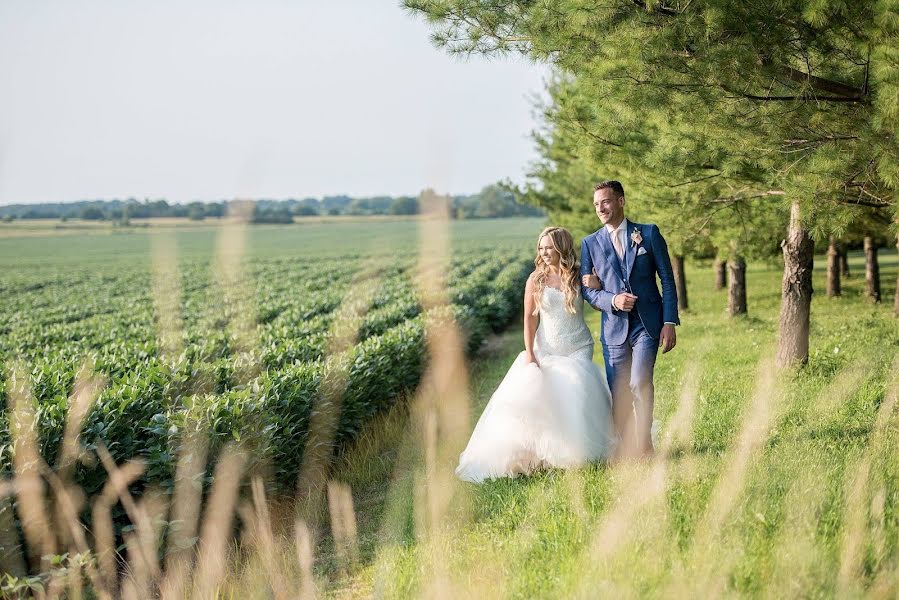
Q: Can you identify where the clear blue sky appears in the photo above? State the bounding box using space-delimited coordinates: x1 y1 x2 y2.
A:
0 0 548 205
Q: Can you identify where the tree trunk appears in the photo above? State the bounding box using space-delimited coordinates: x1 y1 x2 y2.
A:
864 236 881 303
894 233 899 317
714 257 727 290
826 236 841 297
727 256 747 316
672 254 688 311
838 245 850 278
776 200 814 369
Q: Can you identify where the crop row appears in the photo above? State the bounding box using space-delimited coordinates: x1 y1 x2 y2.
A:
0 248 532 497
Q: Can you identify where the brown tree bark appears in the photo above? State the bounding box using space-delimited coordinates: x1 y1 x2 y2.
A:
838 245 850 278
672 254 688 311
826 236 841 297
864 236 881 303
727 256 747 316
776 200 814 369
714 257 727 290
894 233 899 317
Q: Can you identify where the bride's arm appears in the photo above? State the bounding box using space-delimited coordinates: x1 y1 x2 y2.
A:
523 273 540 365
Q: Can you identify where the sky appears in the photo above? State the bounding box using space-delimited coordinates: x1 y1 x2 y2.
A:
0 0 549 205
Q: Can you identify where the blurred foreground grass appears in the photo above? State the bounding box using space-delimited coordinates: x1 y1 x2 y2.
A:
293 251 899 599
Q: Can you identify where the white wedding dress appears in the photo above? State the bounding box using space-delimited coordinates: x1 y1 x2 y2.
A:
456 285 616 483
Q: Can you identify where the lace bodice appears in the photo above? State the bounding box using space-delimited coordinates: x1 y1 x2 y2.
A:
534 286 594 359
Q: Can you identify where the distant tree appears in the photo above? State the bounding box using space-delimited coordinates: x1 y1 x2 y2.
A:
389 196 419 215
295 198 320 215
366 196 395 213
80 206 106 220
295 205 319 217
348 198 373 215
475 184 519 218
188 202 206 221
251 205 294 224
322 195 352 215
2 215 13 223
205 202 226 218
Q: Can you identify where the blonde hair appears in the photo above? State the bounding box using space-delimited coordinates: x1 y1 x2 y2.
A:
532 227 580 315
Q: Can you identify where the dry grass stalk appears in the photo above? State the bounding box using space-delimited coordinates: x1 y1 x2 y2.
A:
213 199 258 355
807 360 869 429
762 357 880 596
95 444 160 582
837 353 899 595
122 531 150 599
151 231 185 360
326 480 359 572
296 265 383 518
408 190 472 599
57 362 104 477
702 359 778 535
664 357 786 596
191 444 247 600
295 518 318 600
160 427 210 598
566 358 702 596
7 363 57 571
91 460 145 595
249 476 291 600
40 466 109 599
54 362 104 551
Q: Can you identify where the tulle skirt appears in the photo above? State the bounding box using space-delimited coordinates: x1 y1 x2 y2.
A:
455 350 616 483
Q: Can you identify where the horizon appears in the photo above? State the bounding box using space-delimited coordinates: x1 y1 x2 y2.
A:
0 184 514 208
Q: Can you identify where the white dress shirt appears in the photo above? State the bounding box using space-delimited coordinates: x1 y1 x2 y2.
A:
605 218 628 260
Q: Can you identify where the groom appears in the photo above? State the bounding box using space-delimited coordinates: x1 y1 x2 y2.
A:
580 181 679 459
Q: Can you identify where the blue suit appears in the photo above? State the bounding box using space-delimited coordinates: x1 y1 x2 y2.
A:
580 220 679 451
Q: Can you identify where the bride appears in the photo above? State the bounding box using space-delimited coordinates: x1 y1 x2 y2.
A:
456 227 616 483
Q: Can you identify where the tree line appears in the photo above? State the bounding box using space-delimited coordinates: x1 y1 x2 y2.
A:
407 0 899 366
0 184 544 224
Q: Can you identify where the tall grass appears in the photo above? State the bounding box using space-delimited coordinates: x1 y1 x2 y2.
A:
1 207 897 599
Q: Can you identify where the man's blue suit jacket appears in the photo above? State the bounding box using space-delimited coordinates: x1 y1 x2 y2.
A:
580 221 680 346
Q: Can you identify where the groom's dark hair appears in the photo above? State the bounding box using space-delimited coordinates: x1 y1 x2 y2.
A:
594 180 625 198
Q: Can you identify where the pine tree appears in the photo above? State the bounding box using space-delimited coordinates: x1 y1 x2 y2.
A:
406 0 899 363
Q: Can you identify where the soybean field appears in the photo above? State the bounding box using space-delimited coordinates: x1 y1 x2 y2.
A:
0 217 542 510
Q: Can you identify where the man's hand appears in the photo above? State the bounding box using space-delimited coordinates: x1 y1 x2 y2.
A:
613 293 638 312
581 274 602 289
660 324 677 353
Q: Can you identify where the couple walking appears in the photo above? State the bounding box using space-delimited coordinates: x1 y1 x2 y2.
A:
456 181 680 483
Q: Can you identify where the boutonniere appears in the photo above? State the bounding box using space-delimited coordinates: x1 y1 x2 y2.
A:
630 227 642 247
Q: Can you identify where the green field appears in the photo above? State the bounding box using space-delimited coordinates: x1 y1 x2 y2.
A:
0 217 897 598
0 217 543 594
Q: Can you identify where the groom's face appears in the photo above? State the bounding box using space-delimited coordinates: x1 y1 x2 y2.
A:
593 189 625 225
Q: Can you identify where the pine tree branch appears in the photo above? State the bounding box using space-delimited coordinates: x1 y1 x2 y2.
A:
730 93 865 103
777 66 863 98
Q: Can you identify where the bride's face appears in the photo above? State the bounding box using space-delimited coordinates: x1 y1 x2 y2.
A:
538 236 560 267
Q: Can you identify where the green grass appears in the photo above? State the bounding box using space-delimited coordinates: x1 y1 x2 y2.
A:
0 217 546 265
313 250 898 599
